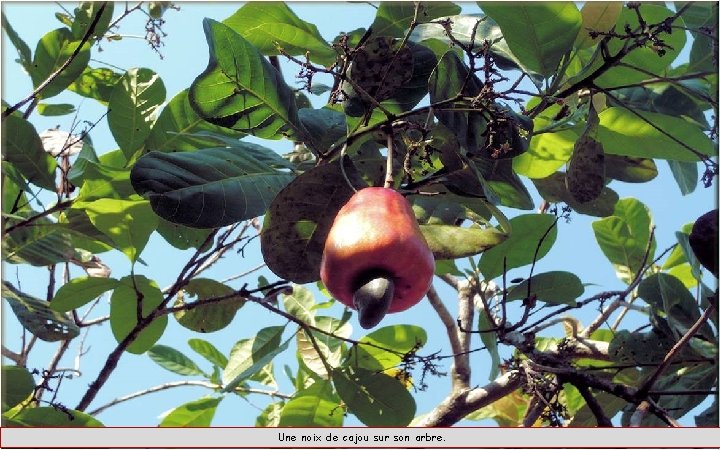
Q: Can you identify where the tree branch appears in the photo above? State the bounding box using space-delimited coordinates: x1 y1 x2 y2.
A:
426 285 468 389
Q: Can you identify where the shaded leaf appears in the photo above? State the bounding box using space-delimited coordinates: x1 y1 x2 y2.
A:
256 401 284 427
479 214 558 280
333 366 415 426
4 407 103 427
604 155 658 184
667 160 697 196
372 2 460 38
297 108 346 155
261 159 365 283
3 219 75 266
419 224 507 260
1 115 57 190
477 302 500 381
189 19 303 140
2 281 79 342
110 275 167 354
506 271 584 306
159 396 222 427
30 28 90 99
148 345 206 376
2 366 35 412
534 171 619 217
173 278 244 333
108 67 166 158
156 219 213 251
574 2 623 49
37 103 76 116
131 147 292 229
50 276 119 312
1 11 32 71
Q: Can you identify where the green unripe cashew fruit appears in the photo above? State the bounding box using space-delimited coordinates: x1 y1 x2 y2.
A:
320 187 435 329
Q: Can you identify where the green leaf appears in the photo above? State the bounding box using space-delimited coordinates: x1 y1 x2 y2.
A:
148 345 206 376
479 214 558 280
30 28 90 99
110 275 167 354
533 171 619 217
346 325 427 372
67 66 122 104
72 161 132 203
411 14 537 77
667 160 698 196
159 396 222 427
71 2 114 40
592 198 655 284
50 276 119 312
574 2 623 49
173 278 244 333
419 224 508 260
79 198 158 263
257 401 284 427
297 316 350 379
261 159 366 283
4 407 103 427
333 366 416 427
3 219 75 266
1 115 57 190
223 2 335 65
638 273 714 341
371 2 461 38
278 380 343 426
189 19 303 140
144 89 246 153
604 155 658 184
188 338 228 369
297 108 346 154
222 326 288 392
476 158 534 209
2 281 80 342
36 103 76 116
156 218 213 250
594 5 686 88
479 2 581 77
2 366 35 412
107 68 166 159
513 126 579 179
282 285 316 325
597 107 716 162
130 147 293 229
2 11 32 71
477 302 500 381
506 271 584 306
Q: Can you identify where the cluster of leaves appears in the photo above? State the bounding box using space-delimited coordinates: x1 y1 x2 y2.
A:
2 1 718 428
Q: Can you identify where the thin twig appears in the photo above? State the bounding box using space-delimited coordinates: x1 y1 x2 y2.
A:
3 201 74 234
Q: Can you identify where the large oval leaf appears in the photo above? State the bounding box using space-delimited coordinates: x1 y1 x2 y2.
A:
144 89 246 153
148 345 205 377
278 380 343 427
2 281 80 342
50 276 119 312
130 147 293 228
479 2 581 77
189 19 303 140
2 366 35 412
506 271 584 306
222 326 288 392
345 324 427 372
478 214 558 280
5 407 103 427
110 275 167 354
223 2 336 65
159 396 222 427
419 224 507 260
107 68 166 159
261 159 366 283
333 366 416 427
597 107 716 162
173 278 244 333
1 115 57 190
372 2 461 38
30 28 90 99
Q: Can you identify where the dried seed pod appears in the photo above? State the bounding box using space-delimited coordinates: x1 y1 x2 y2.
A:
566 133 606 203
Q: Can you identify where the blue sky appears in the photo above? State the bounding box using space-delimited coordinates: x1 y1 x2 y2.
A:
2 2 716 427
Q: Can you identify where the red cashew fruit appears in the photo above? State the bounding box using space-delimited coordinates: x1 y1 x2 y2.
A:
320 187 435 328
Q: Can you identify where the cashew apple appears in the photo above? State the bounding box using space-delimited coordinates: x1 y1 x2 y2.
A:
320 187 435 328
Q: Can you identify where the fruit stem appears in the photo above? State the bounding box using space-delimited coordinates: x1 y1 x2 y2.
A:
384 131 394 188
